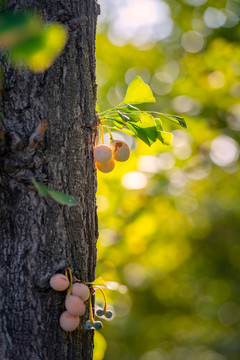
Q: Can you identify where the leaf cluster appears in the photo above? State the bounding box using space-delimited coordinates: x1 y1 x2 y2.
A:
98 76 186 146
0 10 67 72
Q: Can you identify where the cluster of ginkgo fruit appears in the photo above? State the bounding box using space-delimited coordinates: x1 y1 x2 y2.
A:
94 139 130 173
50 268 112 331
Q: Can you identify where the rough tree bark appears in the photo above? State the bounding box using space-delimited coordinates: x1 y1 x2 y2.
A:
0 1 99 359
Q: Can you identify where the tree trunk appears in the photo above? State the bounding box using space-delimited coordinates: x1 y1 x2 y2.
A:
0 1 99 359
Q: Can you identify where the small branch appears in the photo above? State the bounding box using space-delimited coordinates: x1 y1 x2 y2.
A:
92 285 108 312
28 119 47 148
100 124 104 144
101 120 113 142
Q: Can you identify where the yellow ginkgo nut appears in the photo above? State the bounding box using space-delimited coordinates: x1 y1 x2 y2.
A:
59 311 79 332
96 158 115 173
65 295 86 316
72 283 90 301
94 144 112 163
50 274 70 291
110 140 130 162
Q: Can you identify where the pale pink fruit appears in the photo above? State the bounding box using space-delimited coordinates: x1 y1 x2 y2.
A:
110 140 130 162
96 158 115 173
65 295 86 316
50 274 70 291
72 283 90 301
94 144 112 163
59 311 79 331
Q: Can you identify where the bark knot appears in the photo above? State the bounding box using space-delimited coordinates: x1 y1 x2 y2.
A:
0 120 47 182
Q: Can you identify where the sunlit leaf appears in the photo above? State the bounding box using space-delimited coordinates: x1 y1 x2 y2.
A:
122 76 155 104
158 113 187 128
104 117 126 128
48 190 78 206
114 128 134 136
90 277 110 288
158 131 173 145
117 111 130 122
9 22 68 72
102 120 134 135
112 119 125 128
126 113 158 146
119 104 141 122
155 118 163 132
93 332 107 360
31 177 48 197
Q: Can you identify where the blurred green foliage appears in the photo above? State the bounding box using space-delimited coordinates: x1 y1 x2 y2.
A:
0 10 67 72
94 0 240 359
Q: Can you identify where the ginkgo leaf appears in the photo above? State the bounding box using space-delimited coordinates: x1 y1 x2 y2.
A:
126 113 158 146
9 22 67 73
158 131 173 145
158 113 187 128
48 190 78 206
31 178 78 206
89 277 110 289
122 76 155 105
31 178 48 197
118 105 141 122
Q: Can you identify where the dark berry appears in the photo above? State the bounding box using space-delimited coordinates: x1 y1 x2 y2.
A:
94 321 103 330
84 320 93 330
105 310 113 319
96 309 104 317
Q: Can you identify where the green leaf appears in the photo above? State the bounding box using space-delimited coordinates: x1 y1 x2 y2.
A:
0 11 32 33
10 33 45 59
117 111 130 122
126 113 158 146
89 277 110 289
9 22 67 73
155 118 163 132
31 178 48 197
104 117 126 128
93 332 107 360
158 113 187 128
158 131 173 146
112 119 125 128
119 105 141 122
122 76 155 105
31 178 78 206
48 190 78 206
114 128 135 136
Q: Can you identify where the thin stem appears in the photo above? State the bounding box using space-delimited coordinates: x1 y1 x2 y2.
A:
97 104 123 117
100 109 182 117
101 120 113 142
100 124 104 144
66 267 73 297
93 286 108 312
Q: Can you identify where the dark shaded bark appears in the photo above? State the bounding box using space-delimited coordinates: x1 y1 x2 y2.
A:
0 1 99 359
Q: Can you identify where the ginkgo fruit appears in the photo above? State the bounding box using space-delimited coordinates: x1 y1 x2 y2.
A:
50 274 69 291
94 321 103 330
110 140 130 162
94 144 112 163
72 283 90 301
65 295 86 316
60 311 79 331
96 158 115 173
